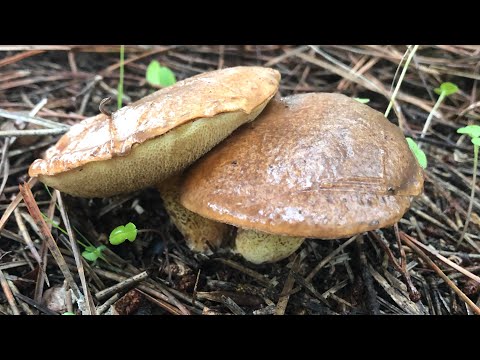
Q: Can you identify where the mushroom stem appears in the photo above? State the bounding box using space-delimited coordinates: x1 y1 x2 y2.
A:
157 176 231 253
234 229 305 264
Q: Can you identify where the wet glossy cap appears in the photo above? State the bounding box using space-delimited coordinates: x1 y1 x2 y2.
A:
28 66 280 197
180 93 424 239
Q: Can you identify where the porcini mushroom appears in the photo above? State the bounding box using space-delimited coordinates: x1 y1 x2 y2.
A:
156 174 232 252
179 93 424 264
28 66 281 198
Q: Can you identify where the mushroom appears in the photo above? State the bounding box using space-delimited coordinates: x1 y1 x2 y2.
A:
156 174 232 251
28 66 281 198
179 93 424 264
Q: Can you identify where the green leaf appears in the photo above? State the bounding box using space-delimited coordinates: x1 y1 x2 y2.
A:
406 137 427 169
472 137 480 147
109 222 138 245
82 250 99 262
457 125 480 139
434 82 459 96
82 245 107 262
96 245 107 252
146 60 176 87
354 98 370 104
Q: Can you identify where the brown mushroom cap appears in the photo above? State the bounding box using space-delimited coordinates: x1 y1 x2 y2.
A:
180 93 424 239
28 66 280 197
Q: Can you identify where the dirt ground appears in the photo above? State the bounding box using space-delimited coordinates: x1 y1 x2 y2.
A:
1 45 480 315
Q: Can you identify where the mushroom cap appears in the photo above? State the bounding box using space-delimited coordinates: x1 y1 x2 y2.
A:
180 93 424 239
28 66 280 197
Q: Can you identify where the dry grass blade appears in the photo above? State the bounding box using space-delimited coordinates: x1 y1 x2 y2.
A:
94 268 190 315
275 255 301 315
0 138 11 198
0 260 28 270
33 189 56 302
215 258 274 287
13 291 58 315
0 128 68 137
401 232 480 285
368 265 424 315
18 183 82 302
356 236 380 314
0 50 46 68
0 108 70 129
0 269 20 314
370 230 418 302
400 233 480 315
55 190 95 315
220 295 246 315
7 280 33 314
297 51 435 115
305 235 358 282
135 289 184 315
102 46 175 74
95 270 149 301
13 209 43 266
289 271 331 306
0 177 37 232
394 224 421 301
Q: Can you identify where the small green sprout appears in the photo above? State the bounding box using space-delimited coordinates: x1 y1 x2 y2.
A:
62 312 76 315
420 82 459 140
109 222 138 245
81 245 107 262
118 45 125 110
146 60 176 87
456 124 480 246
434 82 459 97
406 137 427 169
354 98 370 104
457 125 480 139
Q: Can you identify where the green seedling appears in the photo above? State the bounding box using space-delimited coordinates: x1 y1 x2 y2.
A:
146 60 176 87
42 185 112 264
406 137 427 169
81 245 107 262
420 82 459 140
118 45 125 109
354 98 370 104
109 222 138 245
456 125 480 246
43 214 108 263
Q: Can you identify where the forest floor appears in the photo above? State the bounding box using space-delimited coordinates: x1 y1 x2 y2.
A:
1 45 480 315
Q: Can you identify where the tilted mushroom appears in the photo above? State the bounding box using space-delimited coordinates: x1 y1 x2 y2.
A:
28 66 280 198
179 93 424 264
28 66 280 251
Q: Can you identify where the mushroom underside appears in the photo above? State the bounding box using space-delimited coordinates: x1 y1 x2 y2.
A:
157 176 232 253
157 182 305 263
159 179 415 263
38 101 269 198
